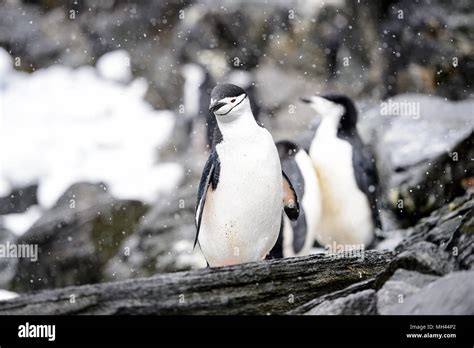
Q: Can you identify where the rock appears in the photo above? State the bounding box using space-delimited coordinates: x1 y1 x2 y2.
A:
348 0 474 100
374 193 472 288
177 3 291 71
292 193 473 315
287 277 376 314
384 271 474 315
0 226 17 289
376 269 439 315
389 241 457 275
305 289 377 315
10 183 147 292
0 1 92 69
0 184 38 215
395 193 474 270
382 0 473 100
363 94 474 225
104 184 206 281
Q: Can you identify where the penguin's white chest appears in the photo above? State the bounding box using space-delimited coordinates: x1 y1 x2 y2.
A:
310 129 373 246
199 131 283 266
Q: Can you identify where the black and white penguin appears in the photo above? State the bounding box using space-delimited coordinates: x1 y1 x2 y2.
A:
301 94 381 247
181 63 216 146
195 84 300 267
269 140 322 258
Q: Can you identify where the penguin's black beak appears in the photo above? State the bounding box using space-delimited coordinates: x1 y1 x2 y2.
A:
300 97 311 104
209 101 225 113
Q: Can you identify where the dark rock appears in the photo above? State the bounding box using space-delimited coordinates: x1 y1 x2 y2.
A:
177 2 290 71
11 182 147 293
384 271 474 315
295 193 473 315
287 278 376 314
348 0 474 100
388 241 457 275
375 193 473 287
376 269 439 315
363 94 474 225
0 184 38 215
396 193 474 270
104 184 206 281
305 289 377 315
0 1 92 69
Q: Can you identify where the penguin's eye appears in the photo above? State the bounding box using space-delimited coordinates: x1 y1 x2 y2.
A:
230 98 236 103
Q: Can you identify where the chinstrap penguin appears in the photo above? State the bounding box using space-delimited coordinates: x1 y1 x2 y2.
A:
195 84 299 267
181 63 216 147
269 140 322 258
301 94 381 248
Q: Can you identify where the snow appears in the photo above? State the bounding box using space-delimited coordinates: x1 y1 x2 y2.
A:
96 49 132 83
0 206 42 236
0 289 18 301
0 48 183 222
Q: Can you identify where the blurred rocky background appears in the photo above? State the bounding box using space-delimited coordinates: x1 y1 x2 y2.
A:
0 0 473 310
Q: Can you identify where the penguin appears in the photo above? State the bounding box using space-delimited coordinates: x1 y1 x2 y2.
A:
269 140 322 258
181 63 216 147
301 94 381 248
195 84 300 267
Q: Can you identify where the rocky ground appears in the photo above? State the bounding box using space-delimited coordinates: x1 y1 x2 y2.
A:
0 192 472 315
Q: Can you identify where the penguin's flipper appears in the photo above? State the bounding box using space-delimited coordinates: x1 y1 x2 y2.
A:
282 170 300 221
194 150 221 249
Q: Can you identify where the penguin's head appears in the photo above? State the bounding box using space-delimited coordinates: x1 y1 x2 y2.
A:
209 84 250 122
301 94 357 128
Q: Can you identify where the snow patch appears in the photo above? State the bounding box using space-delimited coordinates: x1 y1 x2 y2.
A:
1 206 42 236
96 49 132 83
0 48 183 210
0 289 19 301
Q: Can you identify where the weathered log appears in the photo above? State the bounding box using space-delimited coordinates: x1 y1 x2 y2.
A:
0 251 392 315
